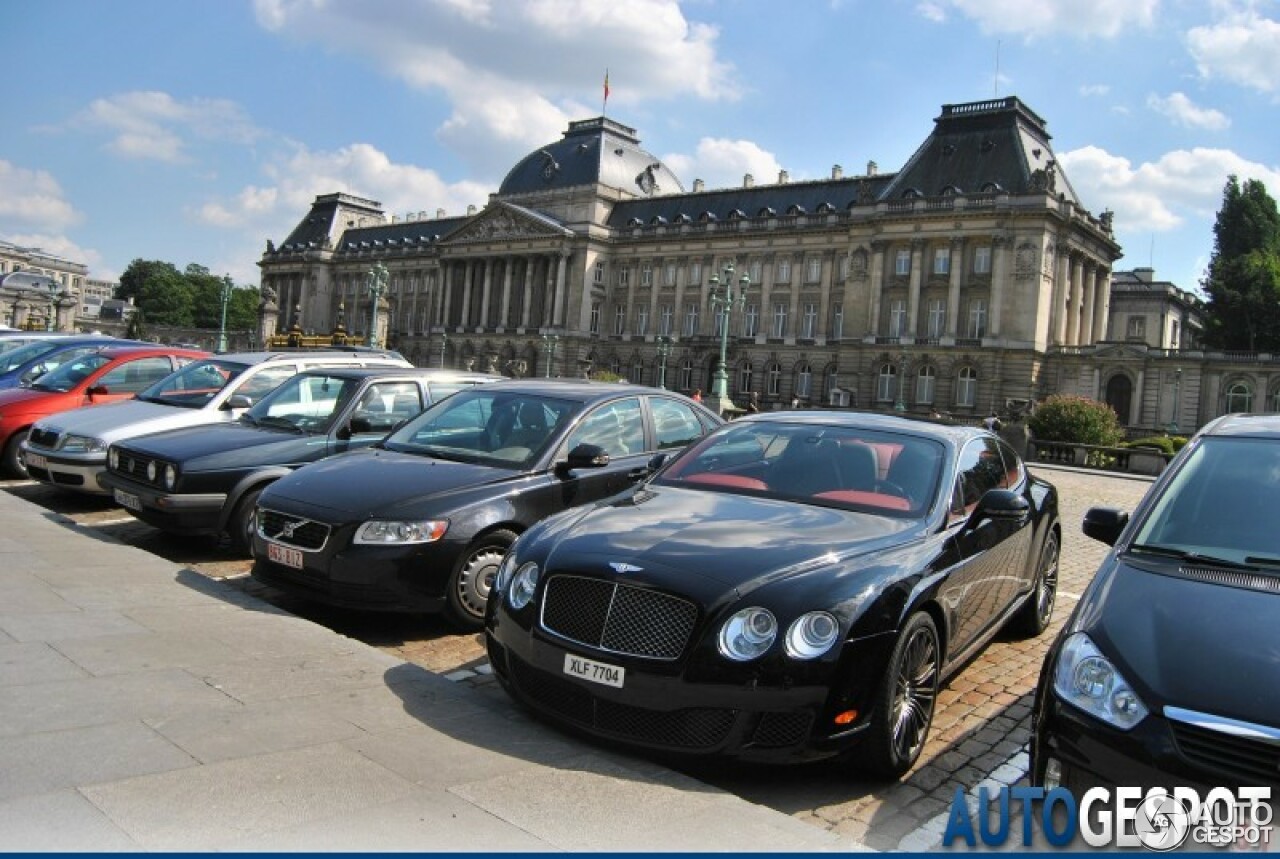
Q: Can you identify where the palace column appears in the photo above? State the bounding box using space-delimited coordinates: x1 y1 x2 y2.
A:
479 259 494 331
1092 267 1112 345
499 257 514 331
867 241 886 338
1081 261 1098 345
906 239 924 337
989 235 1009 339
1066 253 1084 346
945 238 964 339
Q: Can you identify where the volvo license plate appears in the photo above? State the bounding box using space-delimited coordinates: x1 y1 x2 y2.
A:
563 653 625 688
267 541 304 570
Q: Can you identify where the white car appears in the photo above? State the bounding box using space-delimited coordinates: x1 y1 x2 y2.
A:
21 350 412 495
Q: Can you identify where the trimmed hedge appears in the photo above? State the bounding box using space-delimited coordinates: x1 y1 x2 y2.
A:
1027 395 1124 446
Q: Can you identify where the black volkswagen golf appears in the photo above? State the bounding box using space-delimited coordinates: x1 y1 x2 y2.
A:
1033 413 1280 792
250 380 722 629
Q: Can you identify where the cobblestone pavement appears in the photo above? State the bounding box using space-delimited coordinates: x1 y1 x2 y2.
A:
3 466 1153 851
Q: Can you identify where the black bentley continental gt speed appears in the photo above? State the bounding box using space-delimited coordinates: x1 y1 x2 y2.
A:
485 412 1060 777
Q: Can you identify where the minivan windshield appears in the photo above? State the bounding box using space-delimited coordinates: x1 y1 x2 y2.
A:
136 359 249 408
1131 437 1280 567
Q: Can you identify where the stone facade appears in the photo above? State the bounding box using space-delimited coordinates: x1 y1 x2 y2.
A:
251 98 1264 433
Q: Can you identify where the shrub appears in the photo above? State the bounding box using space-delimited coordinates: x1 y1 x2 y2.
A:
1028 395 1124 446
1124 436 1176 455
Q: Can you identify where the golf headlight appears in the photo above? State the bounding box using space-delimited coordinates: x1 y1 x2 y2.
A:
784 611 840 659
354 520 448 545
108 447 119 469
1053 632 1149 730
508 562 541 610
60 435 105 453
718 607 777 661
163 464 177 491
146 461 157 482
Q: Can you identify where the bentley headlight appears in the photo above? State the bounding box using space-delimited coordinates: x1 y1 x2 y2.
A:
784 611 840 660
354 520 448 545
718 607 777 661
146 461 157 482
1053 632 1149 730
108 447 119 470
508 562 541 610
60 435 105 454
163 464 177 491
494 553 519 595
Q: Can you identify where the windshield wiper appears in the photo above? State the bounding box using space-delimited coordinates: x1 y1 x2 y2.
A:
1128 543 1261 570
239 414 259 427
1245 555 1280 568
253 416 305 433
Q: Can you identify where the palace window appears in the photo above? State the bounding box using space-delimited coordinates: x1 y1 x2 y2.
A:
776 258 791 283
683 302 700 337
640 263 652 287
743 303 760 337
749 260 762 284
636 306 649 336
659 304 673 336
1226 382 1253 413
594 261 605 285
772 303 788 338
618 267 630 287
967 299 987 338
933 248 950 275
679 359 694 391
796 362 812 398
738 362 754 394
973 246 991 274
916 366 936 405
927 299 946 338
877 363 897 402
664 263 677 286
806 258 822 283
690 261 702 285
590 302 601 334
956 366 977 407
801 302 818 338
895 249 911 276
614 305 625 336
831 303 844 340
889 299 907 337
767 362 782 396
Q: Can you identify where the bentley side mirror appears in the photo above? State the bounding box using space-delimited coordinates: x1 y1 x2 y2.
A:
1083 506 1129 546
973 488 1029 523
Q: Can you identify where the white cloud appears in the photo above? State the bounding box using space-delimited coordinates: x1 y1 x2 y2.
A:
76 91 262 163
662 138 784 192
3 232 107 278
0 161 81 229
931 0 1158 39
1188 8 1280 94
1147 92 1230 130
252 0 739 174
195 141 491 234
1079 84 1111 97
1060 145 1280 233
916 2 947 23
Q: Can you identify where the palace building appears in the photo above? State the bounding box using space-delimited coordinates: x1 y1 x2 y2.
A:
258 96 1265 433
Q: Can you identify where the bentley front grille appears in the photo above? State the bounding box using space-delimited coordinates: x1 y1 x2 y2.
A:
540 574 698 660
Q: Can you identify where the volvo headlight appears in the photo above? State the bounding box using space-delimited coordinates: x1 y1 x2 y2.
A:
146 461 157 482
508 561 541 610
60 435 105 454
784 611 840 660
354 520 448 545
718 607 777 661
1053 632 1149 730
108 447 119 470
163 464 177 491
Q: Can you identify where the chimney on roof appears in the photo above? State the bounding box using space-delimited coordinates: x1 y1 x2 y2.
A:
778 170 789 184
436 208 446 219
467 205 476 216
744 174 754 188
1134 267 1155 283
867 160 878 176
391 215 399 223
693 179 705 192
832 164 843 180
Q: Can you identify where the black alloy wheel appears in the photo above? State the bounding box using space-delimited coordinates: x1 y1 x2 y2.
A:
1010 531 1059 638
863 611 940 778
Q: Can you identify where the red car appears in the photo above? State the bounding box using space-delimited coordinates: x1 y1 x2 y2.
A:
1 344 208 478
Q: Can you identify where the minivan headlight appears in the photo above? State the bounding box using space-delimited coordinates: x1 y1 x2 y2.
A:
354 520 448 544
1053 632 1149 730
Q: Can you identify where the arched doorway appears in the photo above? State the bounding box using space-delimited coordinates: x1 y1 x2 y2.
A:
1105 373 1132 425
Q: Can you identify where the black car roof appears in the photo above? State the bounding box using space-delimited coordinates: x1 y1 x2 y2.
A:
733 410 989 446
289 367 503 381
481 378 683 403
1199 413 1280 439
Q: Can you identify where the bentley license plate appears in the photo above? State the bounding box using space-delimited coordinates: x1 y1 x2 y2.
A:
563 653 625 688
267 541 304 570
113 489 142 512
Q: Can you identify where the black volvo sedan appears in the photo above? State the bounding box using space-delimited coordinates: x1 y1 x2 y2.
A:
99 367 499 554
485 412 1060 776
1032 413 1280 793
250 380 722 629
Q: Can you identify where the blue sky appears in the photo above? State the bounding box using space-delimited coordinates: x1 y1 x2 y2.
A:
3 0 1280 295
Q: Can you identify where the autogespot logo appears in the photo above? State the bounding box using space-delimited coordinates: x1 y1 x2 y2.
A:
942 785 1273 850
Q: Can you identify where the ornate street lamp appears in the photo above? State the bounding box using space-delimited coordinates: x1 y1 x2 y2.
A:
45 280 59 332
365 262 389 348
1169 367 1183 433
542 333 559 378
894 352 908 413
656 336 673 389
217 274 233 352
706 261 749 413
437 332 449 368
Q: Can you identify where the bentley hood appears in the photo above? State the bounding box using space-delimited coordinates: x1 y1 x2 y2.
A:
538 485 923 593
1079 558 1280 729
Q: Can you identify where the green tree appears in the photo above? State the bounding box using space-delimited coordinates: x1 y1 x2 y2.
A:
1028 395 1123 446
1201 176 1280 352
118 259 183 303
